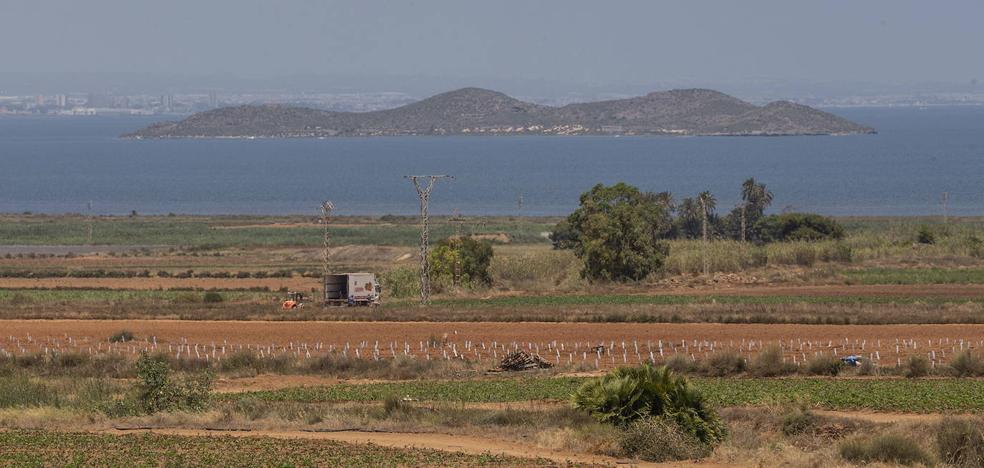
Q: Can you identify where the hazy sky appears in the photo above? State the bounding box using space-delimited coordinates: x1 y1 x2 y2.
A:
3 0 982 89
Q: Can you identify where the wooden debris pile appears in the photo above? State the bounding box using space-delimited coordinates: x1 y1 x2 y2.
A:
499 350 552 371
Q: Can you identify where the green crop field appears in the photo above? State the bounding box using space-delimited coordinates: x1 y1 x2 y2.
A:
231 377 984 413
843 267 984 285
0 430 536 467
0 215 554 247
413 293 983 308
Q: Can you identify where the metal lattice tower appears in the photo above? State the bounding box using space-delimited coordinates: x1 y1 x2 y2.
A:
321 200 334 304
941 192 949 224
405 175 453 303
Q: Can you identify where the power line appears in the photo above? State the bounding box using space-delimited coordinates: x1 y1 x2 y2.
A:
405 175 453 303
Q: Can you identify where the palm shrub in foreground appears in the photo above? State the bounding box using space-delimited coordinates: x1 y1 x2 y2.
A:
571 364 726 449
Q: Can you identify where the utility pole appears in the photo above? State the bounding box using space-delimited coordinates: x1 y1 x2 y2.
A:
405 175 453 303
941 192 949 224
321 200 334 305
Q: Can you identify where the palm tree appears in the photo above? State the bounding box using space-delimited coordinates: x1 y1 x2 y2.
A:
697 191 716 243
697 191 716 276
740 178 773 242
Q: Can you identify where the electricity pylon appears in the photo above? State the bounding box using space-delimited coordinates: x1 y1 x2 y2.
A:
405 175 453 303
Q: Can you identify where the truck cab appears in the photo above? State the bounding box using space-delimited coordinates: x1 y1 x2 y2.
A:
324 273 380 306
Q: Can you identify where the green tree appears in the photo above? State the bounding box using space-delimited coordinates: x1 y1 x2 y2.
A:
755 213 845 242
428 236 494 289
564 183 671 281
697 191 717 275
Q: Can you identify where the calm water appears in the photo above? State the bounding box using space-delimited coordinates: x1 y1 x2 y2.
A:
0 107 982 216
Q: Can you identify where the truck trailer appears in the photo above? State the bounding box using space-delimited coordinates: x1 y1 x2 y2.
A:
324 273 380 306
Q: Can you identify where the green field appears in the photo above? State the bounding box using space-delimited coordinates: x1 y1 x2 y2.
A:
0 215 555 247
232 377 984 413
0 430 535 467
416 293 984 308
844 267 984 285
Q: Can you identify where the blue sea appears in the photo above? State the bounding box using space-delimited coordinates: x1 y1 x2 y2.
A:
0 107 982 216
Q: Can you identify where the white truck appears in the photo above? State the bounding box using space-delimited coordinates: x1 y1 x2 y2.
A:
324 273 381 306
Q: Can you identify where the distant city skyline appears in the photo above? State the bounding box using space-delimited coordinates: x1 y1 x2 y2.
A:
1 0 982 98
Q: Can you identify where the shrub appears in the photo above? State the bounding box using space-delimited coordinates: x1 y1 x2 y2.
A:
948 351 984 377
108 330 135 343
804 354 843 376
663 354 695 374
755 213 845 242
781 406 819 436
428 236 494 288
571 364 726 445
748 346 796 377
839 434 932 465
134 352 212 414
916 226 936 244
618 416 709 462
202 291 224 303
857 358 877 376
378 266 420 299
936 417 984 467
701 351 746 377
905 355 930 378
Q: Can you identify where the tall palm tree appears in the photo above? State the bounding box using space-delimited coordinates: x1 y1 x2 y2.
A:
697 191 716 276
740 178 773 242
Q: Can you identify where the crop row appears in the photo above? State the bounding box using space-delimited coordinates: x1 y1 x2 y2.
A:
231 377 984 412
0 430 530 467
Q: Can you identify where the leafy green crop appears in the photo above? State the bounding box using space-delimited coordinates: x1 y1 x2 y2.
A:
0 430 537 467
230 377 984 413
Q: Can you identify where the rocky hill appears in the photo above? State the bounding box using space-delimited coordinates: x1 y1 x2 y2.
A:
124 87 874 138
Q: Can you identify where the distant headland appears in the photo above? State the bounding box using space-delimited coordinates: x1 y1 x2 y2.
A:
123 87 875 139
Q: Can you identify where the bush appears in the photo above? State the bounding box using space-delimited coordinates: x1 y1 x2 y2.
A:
618 416 709 462
804 354 843 376
663 354 695 374
378 266 420 299
571 364 726 445
905 355 930 378
701 351 746 377
781 406 819 436
936 417 984 467
748 346 796 377
916 225 936 244
108 330 135 343
202 291 224 303
948 351 984 377
839 434 932 465
134 352 212 414
428 236 494 288
755 213 845 242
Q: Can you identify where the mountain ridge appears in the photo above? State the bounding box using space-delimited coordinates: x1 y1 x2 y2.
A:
124 87 875 138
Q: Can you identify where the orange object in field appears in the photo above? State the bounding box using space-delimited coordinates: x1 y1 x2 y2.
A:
282 300 298 310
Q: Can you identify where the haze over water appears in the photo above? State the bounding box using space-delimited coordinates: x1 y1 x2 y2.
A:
0 106 982 217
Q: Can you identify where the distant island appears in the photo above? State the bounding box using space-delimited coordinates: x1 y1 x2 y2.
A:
123 87 875 138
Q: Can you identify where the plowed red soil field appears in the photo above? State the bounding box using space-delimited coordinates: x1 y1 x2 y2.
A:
4 320 981 369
